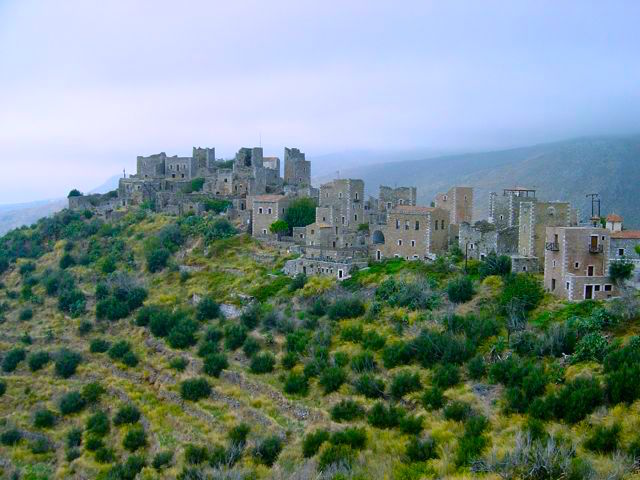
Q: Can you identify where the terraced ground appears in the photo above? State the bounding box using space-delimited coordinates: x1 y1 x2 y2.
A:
0 207 640 479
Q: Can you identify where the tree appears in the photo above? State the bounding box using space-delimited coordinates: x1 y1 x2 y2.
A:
609 259 635 285
479 253 512 278
269 220 289 239
67 189 82 197
501 273 543 311
284 197 316 228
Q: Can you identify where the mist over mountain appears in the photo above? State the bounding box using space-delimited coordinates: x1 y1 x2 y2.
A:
334 135 640 228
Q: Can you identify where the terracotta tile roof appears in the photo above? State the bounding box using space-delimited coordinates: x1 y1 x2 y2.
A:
611 230 640 239
391 205 435 214
252 194 286 202
607 213 623 222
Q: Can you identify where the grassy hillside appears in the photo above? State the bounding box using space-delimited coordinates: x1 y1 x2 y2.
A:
0 208 639 479
343 135 640 227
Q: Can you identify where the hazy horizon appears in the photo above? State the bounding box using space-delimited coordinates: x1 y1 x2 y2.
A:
1 1 639 203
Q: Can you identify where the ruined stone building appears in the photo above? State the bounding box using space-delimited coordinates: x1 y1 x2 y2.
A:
250 195 290 240
607 215 640 289
435 186 473 225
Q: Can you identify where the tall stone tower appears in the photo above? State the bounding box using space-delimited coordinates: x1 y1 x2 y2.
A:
284 147 311 187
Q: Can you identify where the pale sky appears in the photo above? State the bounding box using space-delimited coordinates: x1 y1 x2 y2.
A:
1 1 639 203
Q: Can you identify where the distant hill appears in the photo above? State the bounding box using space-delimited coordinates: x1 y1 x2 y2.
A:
0 175 121 235
337 135 640 228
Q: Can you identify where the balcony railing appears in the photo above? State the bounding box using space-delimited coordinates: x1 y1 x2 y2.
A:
589 244 604 254
545 242 559 251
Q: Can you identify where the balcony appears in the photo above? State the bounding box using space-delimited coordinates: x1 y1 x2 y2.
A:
545 242 559 252
589 244 604 254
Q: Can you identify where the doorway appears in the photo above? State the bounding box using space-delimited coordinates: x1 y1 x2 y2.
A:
585 285 594 300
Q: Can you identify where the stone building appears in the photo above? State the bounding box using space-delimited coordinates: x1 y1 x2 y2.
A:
284 147 311 188
544 225 617 301
607 215 640 288
379 186 417 212
488 187 537 229
250 195 290 239
458 221 498 261
317 179 366 229
517 200 576 260
372 205 449 261
435 186 473 225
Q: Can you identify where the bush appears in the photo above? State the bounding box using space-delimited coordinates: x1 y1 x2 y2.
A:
479 253 512 278
250 352 275 374
242 336 261 358
467 355 486 380
584 423 620 453
341 323 364 343
456 415 489 466
123 427 147 452
362 330 386 350
422 387 445 410
283 372 308 395
224 324 247 350
108 340 132 360
78 320 93 335
66 428 82 448
281 351 298 370
350 350 377 373
19 308 33 321
331 427 367 450
444 401 472 422
202 353 228 377
367 402 404 429
0 379 5 397
318 444 354 471
2 348 26 372
331 399 365 422
34 409 56 428
95 446 116 463
28 351 50 371
59 252 76 269
59 391 86 415
546 376 604 423
432 364 460 389
170 357 188 371
354 374 385 399
284 197 316 228
406 436 438 462
168 317 199 349
573 332 609 363
146 247 170 273
390 371 422 399
328 297 365 320
114 405 140 426
152 451 173 470
1 429 22 446
289 273 307 292
319 366 347 394
609 259 635 284
90 338 110 353
253 435 283 466
501 273 544 311
196 297 220 321
55 348 82 378
82 381 106 404
240 303 261 329
399 414 424 435
447 276 475 303
180 378 211 401
228 423 250 446
302 429 329 458
87 410 110 437
86 435 104 451
382 341 414 369
96 297 130 321
122 351 139 367
58 288 86 317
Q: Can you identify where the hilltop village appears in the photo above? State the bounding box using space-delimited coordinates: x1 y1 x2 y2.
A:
69 145 640 300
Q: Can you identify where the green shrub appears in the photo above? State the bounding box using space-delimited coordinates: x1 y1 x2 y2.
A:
331 399 365 422
240 303 261 330
203 198 231 214
95 446 115 463
55 348 82 378
78 320 93 335
2 348 26 372
609 259 635 284
382 340 414 369
34 409 56 428
250 352 275 374
90 338 110 353
167 317 199 349
283 372 308 395
122 351 139 367
289 273 307 292
341 323 364 343
228 423 250 446
169 357 188 371
447 276 474 303
196 297 220 321
66 448 81 462
87 410 110 437
253 435 283 466
123 426 147 452
422 387 445 410
584 423 620 453
444 401 472 422
456 415 489 466
242 336 261 358
390 371 422 399
302 429 329 458
114 405 141 426
59 391 86 415
96 297 130 321
354 374 385 398
362 330 386 350
86 435 104 451
331 427 367 450
0 379 5 397
202 353 228 377
318 444 354 471
58 288 86 317
224 324 247 350
152 451 173 470
350 350 377 373
66 428 82 448
432 364 460 389
146 247 170 273
108 340 132 360
19 308 33 321
399 414 424 435
284 197 316 229
573 332 609 363
82 381 106 404
180 378 211 401
59 252 76 269
546 376 604 423
28 351 50 371
319 366 347 394
501 273 544 311
467 355 486 380
367 402 404 429
328 297 365 320
281 351 298 370
478 253 512 278
1 429 21 445
406 436 437 462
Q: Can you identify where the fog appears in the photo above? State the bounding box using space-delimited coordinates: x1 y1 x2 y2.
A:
1 0 639 203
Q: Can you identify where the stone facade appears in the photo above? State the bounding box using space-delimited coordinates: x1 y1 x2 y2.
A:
250 195 290 240
544 226 617 301
435 186 473 225
517 200 576 260
458 221 498 261
284 148 311 188
379 186 417 212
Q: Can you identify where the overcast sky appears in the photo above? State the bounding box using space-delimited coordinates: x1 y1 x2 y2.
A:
1 1 639 203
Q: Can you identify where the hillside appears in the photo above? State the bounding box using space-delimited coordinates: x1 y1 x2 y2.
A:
341 135 640 227
1 208 640 479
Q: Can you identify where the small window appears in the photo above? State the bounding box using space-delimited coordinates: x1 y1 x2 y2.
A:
522 266 527 272
566 282 570 290
443 195 447 201
404 221 409 230
262 229 267 234
604 284 613 291
322 216 326 221
311 229 315 234
499 214 504 220
441 220 445 230
355 193 359 200
268 208 272 214
594 285 601 292
618 248 625 256
415 221 420 230
574 262 580 269
395 219 400 229
258 207 263 214
338 192 342 199
398 240 403 246
387 202 392 209
341 216 345 225
411 240 416 247
354 214 358 221
552 260 557 267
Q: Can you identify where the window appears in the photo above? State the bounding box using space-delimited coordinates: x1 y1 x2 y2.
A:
441 220 445 230
435 221 438 231
618 248 625 256
332 241 336 248
398 240 403 246
522 266 527 272
268 208 272 214
376 250 381 260
587 265 594 276
405 221 409 230
413 255 418 259
551 278 556 290
604 284 613 291
355 193 359 200
387 202 392 209
443 195 447 201
395 219 400 229
399 199 404 205
338 270 343 279
258 207 263 214
594 285 601 292
181 174 185 178
335 227 338 234
224 178 228 182
172 173 176 178
411 240 416 247
354 214 358 221
322 216 326 222
566 282 570 290
499 214 504 220
341 216 345 225
552 260 557 267
338 192 342 199
262 229 267 234
415 221 420 230
311 229 315 234
574 262 580 269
